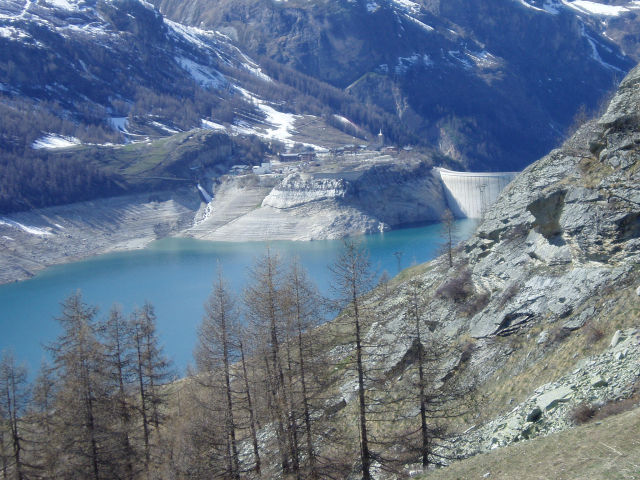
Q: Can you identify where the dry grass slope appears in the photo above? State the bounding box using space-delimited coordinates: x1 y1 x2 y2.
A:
418 406 640 480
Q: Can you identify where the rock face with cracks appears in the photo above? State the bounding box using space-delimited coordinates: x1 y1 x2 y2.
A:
462 64 640 341
318 64 640 477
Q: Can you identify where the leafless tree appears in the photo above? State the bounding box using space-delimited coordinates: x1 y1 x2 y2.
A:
244 249 293 476
99 305 139 480
330 240 376 480
238 332 261 476
283 259 324 480
29 361 58 479
442 209 455 269
46 292 106 480
380 278 478 471
131 301 172 476
195 269 241 479
0 351 29 480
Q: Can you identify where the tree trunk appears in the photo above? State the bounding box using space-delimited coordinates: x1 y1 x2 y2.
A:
240 339 261 476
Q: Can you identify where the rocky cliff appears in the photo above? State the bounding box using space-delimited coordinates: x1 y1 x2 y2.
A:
315 63 640 475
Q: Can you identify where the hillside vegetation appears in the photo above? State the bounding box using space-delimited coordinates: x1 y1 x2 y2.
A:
1 63 639 479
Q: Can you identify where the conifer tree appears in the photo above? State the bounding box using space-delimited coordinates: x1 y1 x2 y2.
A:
29 362 58 479
195 270 241 479
131 301 171 475
46 292 106 480
99 305 138 480
441 209 455 269
283 259 324 480
330 241 375 480
244 250 292 475
237 332 261 476
0 351 29 480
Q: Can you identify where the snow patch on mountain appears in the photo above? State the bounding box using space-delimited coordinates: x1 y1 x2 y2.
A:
44 0 80 12
448 50 473 69
165 18 219 51
564 0 636 16
542 0 563 14
0 218 52 236
395 53 433 74
109 117 129 132
31 134 81 149
516 0 640 16
175 56 225 88
581 23 626 72
258 103 300 144
392 0 421 14
515 0 547 12
367 2 380 13
467 50 501 69
405 15 434 33
201 119 226 131
149 121 180 134
0 25 30 40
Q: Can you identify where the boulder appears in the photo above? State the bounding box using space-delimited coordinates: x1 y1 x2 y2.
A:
537 330 549 345
536 386 573 411
611 330 623 348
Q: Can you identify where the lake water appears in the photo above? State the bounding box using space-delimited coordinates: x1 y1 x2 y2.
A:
0 220 476 376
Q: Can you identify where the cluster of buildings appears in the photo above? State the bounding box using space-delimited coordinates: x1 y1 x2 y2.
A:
227 130 405 177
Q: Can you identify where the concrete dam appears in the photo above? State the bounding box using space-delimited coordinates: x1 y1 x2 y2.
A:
436 168 519 218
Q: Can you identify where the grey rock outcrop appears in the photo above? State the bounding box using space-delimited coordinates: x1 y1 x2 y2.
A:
460 64 640 340
321 64 640 476
262 173 350 209
451 329 640 457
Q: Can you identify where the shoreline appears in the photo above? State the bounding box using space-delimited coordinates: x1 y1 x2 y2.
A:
0 190 200 286
0 160 451 285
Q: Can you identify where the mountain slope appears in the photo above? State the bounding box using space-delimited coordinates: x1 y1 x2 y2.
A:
419 405 640 480
299 62 640 475
151 0 635 170
0 0 266 142
0 0 400 213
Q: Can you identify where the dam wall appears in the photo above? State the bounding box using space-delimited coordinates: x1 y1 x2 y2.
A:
436 168 519 218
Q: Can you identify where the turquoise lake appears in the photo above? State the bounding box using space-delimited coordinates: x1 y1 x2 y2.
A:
0 220 476 376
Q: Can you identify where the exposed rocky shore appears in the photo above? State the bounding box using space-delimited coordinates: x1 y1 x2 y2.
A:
0 155 447 284
0 190 200 285
186 157 446 241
